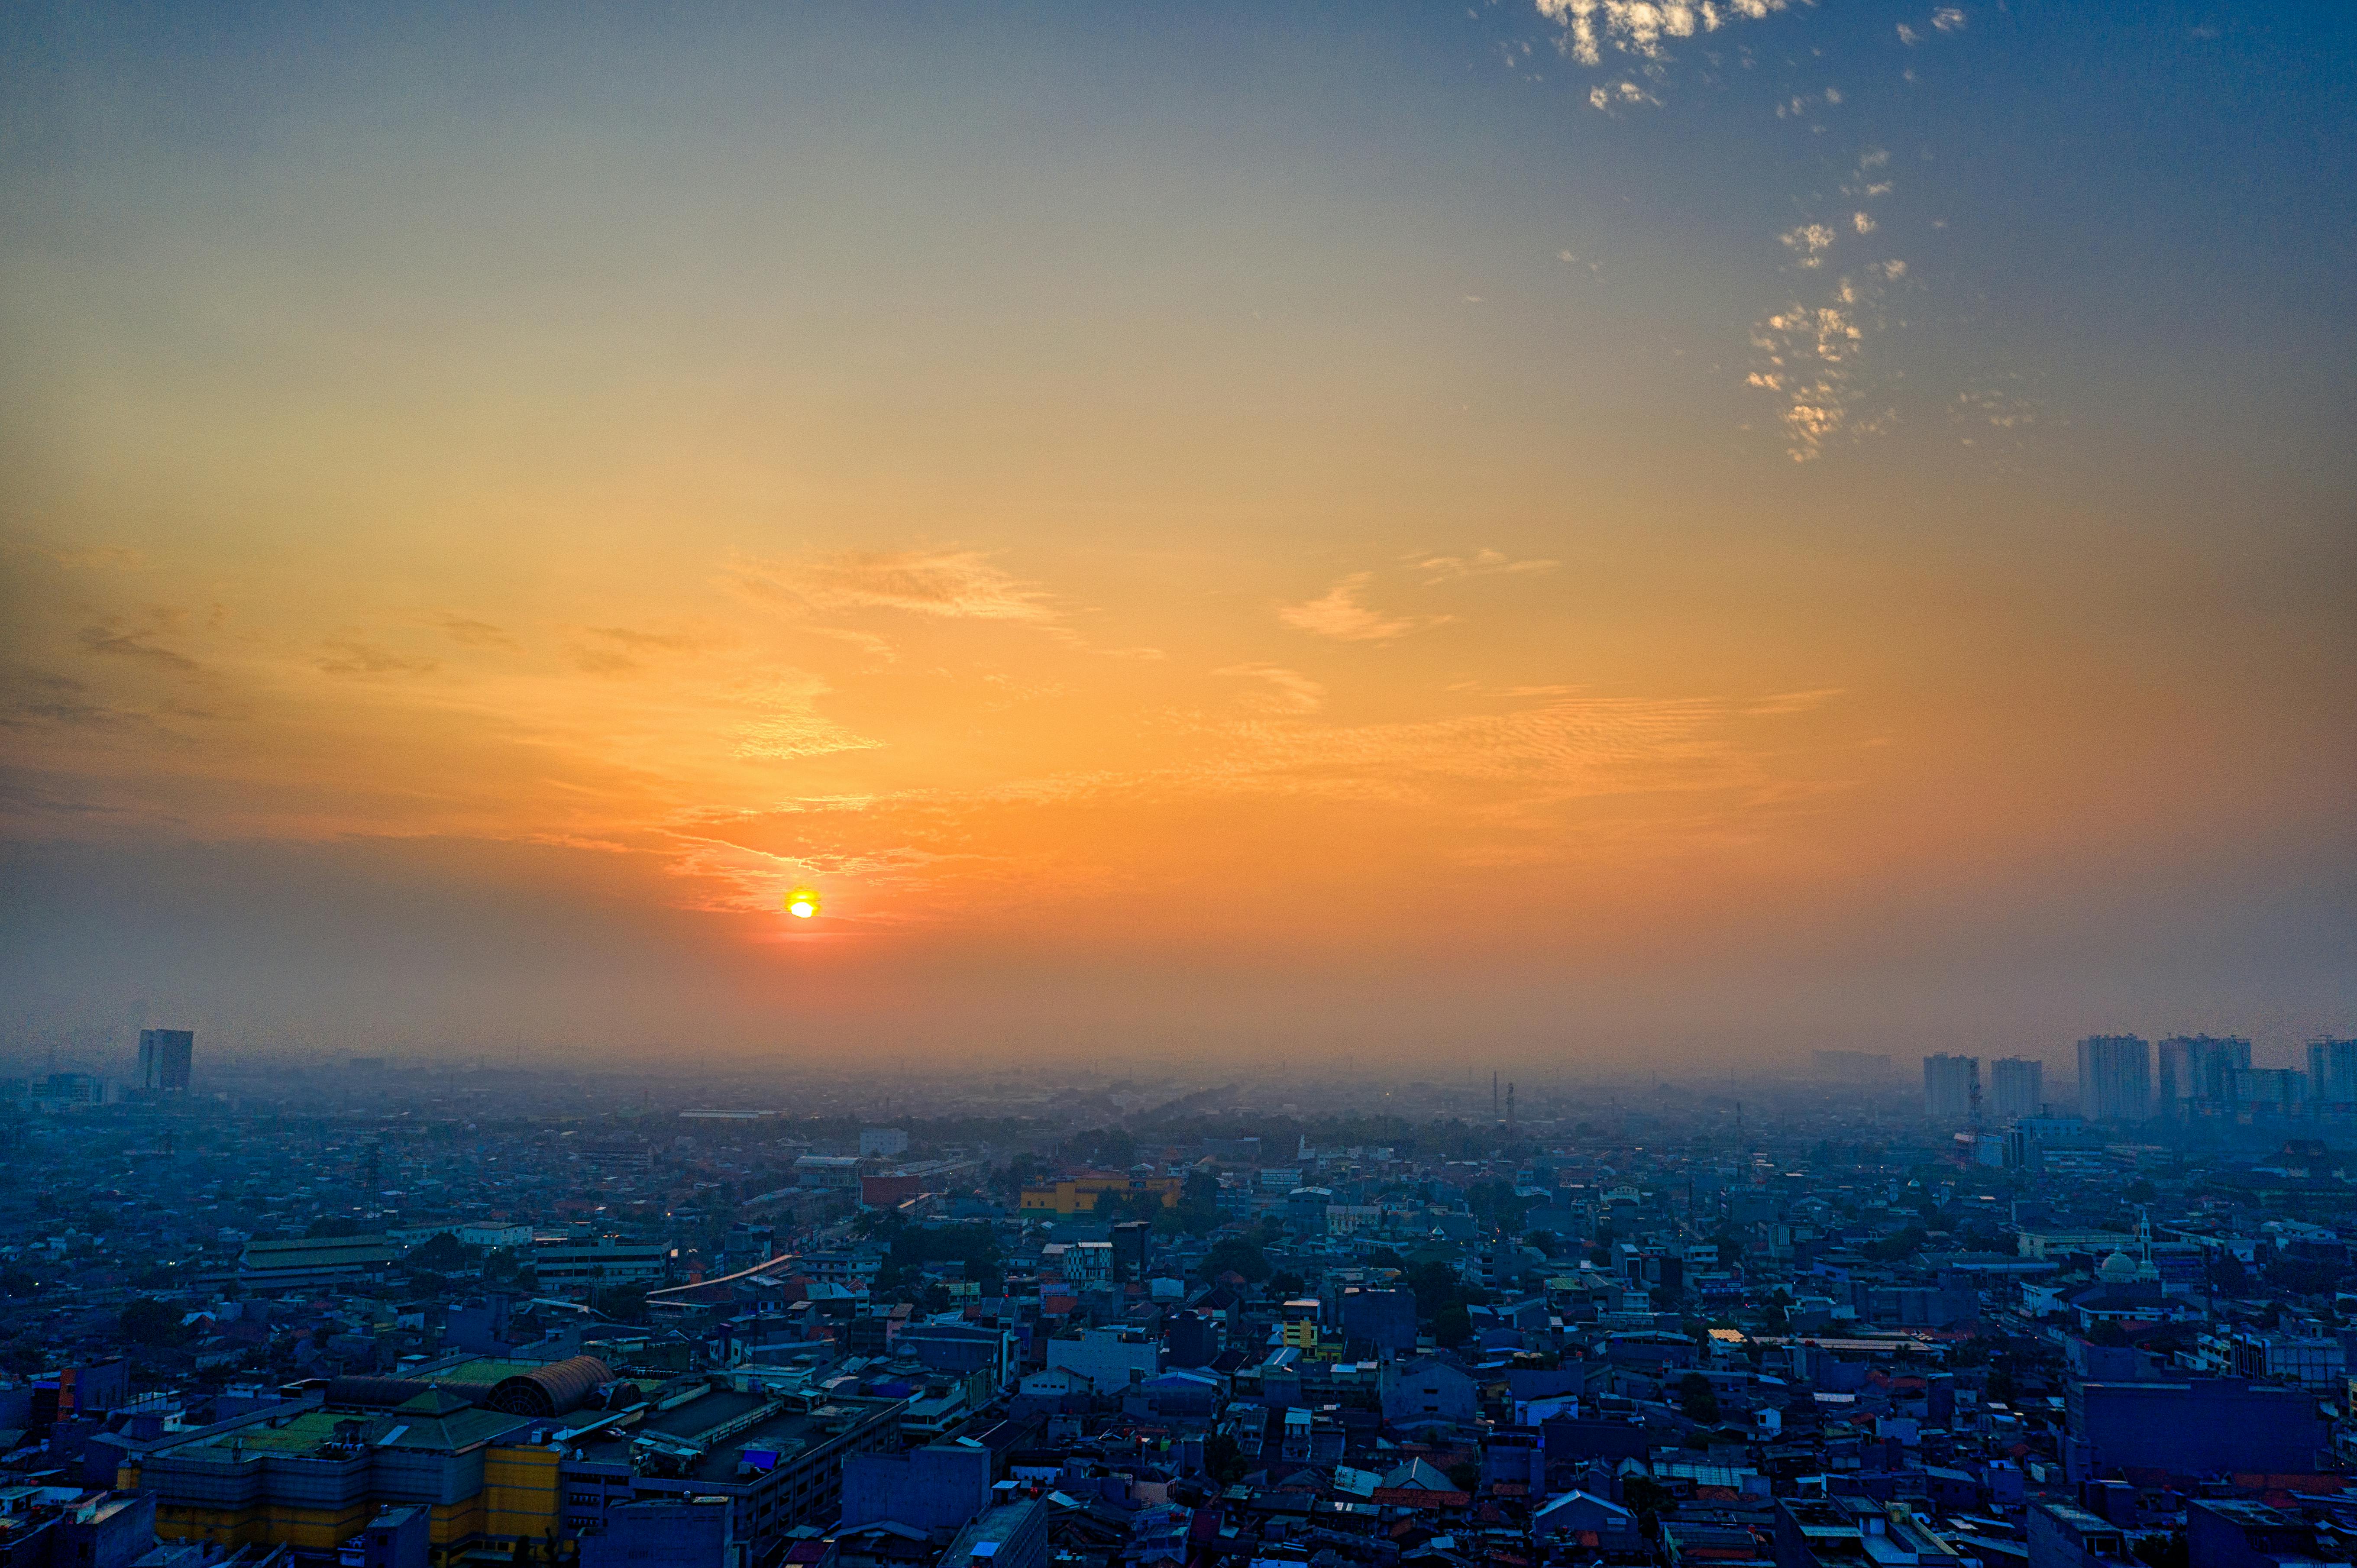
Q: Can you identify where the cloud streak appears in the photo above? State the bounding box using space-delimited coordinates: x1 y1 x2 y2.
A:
1280 574 1451 642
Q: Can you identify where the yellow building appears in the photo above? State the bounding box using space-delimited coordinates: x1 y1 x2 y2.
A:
1018 1173 1183 1214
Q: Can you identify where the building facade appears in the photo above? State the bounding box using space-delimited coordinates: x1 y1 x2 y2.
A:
2076 1035 2152 1124
1922 1055 1979 1122
138 1029 194 1091
1989 1057 2044 1121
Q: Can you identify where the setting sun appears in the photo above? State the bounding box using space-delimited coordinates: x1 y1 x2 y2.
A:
785 890 820 921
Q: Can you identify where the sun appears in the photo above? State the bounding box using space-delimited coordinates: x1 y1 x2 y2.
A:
784 888 820 919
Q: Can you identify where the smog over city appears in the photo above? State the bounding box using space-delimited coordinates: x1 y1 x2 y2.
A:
1 3 2353 1563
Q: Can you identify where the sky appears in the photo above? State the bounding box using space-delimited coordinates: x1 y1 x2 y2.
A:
2 0 2352 1075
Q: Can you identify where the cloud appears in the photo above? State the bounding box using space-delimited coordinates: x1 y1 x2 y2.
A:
1216 663 1327 714
731 548 1057 624
729 674 884 761
1406 549 1560 582
1781 224 1838 268
1741 688 1845 717
434 614 520 650
1537 0 1793 71
316 641 439 678
1279 574 1452 642
77 613 200 672
1931 7 1967 32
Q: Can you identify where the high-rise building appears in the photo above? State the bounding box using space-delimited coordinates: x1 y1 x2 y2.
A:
1989 1057 2044 1121
2077 1035 2153 1123
138 1028 193 1092
2157 1034 2252 1117
1923 1054 1979 1122
2306 1039 2357 1106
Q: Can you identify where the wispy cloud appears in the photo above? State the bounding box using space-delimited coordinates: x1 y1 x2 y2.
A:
434 614 520 650
731 548 1057 624
1408 549 1560 583
316 641 439 678
729 673 883 761
1279 574 1451 642
78 612 200 672
1216 663 1327 714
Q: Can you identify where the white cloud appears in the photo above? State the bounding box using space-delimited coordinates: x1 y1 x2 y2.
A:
1537 0 1791 69
1781 223 1838 268
1932 7 1967 32
1279 574 1451 642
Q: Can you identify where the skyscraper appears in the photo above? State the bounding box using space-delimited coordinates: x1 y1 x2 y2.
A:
1989 1057 2044 1121
138 1028 193 1091
1923 1054 1979 1122
2308 1038 2357 1107
2077 1035 2152 1123
2157 1035 2252 1117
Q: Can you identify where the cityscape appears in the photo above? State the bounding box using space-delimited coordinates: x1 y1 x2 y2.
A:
4 8 2353 1568
8 1032 2357 1568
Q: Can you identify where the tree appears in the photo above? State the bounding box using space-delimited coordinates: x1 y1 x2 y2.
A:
1199 1238 1271 1283
1431 1301 1474 1347
1676 1372 1720 1423
1446 1461 1481 1495
306 1216 361 1238
120 1296 188 1347
592 1285 648 1323
1267 1271 1305 1299
408 1233 468 1273
1203 1433 1245 1484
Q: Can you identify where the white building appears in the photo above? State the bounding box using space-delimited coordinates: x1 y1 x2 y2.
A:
859 1128 910 1158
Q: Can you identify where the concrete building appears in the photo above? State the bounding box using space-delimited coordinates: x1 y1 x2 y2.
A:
2159 1035 2253 1118
857 1129 909 1159
2076 1036 2152 1124
1922 1055 1979 1122
2306 1037 2357 1106
578 1499 736 1568
939 1502 1048 1568
1016 1174 1181 1216
138 1029 194 1092
339 1504 428 1568
1044 1327 1159 1393
1339 1287 1418 1355
2186 1501 2328 1568
2064 1377 2324 1480
558 1383 905 1561
1379 1358 1478 1426
1989 1057 2044 1121
2026 1501 2140 1568
529 1235 668 1294
237 1236 395 1294
840 1444 991 1532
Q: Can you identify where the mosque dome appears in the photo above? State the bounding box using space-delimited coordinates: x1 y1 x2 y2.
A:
2099 1250 2139 1283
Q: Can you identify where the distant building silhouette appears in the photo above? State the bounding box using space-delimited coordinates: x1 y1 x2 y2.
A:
1989 1057 2043 1121
2077 1035 2152 1123
2307 1038 2357 1107
138 1028 193 1091
1922 1054 1979 1122
1812 1050 1892 1079
2157 1034 2249 1119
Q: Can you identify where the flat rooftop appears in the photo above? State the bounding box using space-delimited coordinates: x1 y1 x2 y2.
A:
570 1393 901 1484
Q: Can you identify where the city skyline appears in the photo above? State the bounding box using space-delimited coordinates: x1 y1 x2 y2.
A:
3 2 2351 1066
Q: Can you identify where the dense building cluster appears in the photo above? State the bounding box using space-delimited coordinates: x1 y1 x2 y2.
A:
5 1049 2357 1568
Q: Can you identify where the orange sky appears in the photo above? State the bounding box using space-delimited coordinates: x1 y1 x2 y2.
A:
3 2 2351 1070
